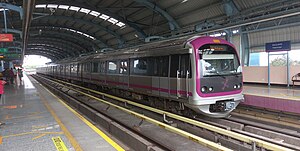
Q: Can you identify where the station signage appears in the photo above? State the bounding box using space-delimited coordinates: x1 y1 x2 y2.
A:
0 34 13 42
6 53 20 58
265 41 291 52
0 48 8 53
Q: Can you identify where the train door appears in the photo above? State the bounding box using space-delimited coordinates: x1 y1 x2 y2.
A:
159 56 169 97
169 54 191 99
178 54 191 98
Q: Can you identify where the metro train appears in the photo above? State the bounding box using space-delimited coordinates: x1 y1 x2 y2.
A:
37 36 244 118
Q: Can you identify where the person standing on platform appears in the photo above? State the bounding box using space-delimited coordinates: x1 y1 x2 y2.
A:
18 68 23 81
0 76 6 126
9 68 14 84
12 67 18 85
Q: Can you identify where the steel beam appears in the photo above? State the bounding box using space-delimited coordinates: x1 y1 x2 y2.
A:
22 0 36 62
0 3 23 19
29 37 87 55
28 44 70 57
34 2 146 39
26 48 65 60
29 28 103 49
25 50 61 61
1 29 22 38
28 43 76 57
35 15 125 48
223 0 239 17
134 0 180 31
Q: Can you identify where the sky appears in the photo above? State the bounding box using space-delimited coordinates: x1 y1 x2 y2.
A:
23 55 52 67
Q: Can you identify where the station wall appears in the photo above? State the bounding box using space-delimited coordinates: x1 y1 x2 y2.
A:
243 66 300 85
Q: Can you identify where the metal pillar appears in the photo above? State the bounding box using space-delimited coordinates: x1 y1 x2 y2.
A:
267 52 290 87
268 52 270 87
3 8 7 33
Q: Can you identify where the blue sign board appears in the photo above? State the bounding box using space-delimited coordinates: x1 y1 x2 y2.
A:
265 41 291 52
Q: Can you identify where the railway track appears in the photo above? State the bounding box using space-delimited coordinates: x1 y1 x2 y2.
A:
33 74 297 151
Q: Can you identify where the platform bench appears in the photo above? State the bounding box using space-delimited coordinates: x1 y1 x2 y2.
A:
292 73 300 87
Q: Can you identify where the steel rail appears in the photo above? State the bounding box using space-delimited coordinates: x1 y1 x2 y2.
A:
36 75 231 151
43 76 293 151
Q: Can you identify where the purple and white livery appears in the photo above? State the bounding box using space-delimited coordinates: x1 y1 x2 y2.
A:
37 36 243 118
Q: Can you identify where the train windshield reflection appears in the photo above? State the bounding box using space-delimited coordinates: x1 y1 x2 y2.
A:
199 44 240 76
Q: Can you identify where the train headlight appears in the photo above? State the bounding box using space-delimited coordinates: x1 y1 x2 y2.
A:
208 87 213 92
201 86 207 92
233 85 237 89
237 84 241 88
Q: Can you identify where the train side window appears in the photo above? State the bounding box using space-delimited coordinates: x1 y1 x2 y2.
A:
73 64 77 72
70 64 73 72
92 62 99 73
108 61 117 74
100 62 106 73
180 54 192 78
170 55 179 78
152 57 159 76
77 64 80 73
160 56 169 77
133 58 148 75
120 60 128 74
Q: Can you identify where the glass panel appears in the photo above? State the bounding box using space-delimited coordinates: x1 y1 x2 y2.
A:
108 61 117 74
92 62 98 72
199 44 240 76
160 56 169 77
133 58 148 75
170 55 179 78
120 60 128 74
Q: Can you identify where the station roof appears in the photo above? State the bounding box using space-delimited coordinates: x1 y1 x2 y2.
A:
1 0 300 62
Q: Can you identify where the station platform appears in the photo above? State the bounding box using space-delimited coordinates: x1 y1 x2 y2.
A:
0 74 124 151
242 84 300 114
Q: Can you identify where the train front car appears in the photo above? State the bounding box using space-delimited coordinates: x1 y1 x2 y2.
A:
186 36 243 118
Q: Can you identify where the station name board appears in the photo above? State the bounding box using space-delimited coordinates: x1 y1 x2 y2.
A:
265 41 291 52
0 34 13 42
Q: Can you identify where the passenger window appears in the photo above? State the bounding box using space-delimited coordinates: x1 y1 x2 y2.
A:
100 62 106 73
133 58 148 75
180 54 192 78
108 61 117 74
170 55 179 78
160 56 169 77
120 60 128 74
92 62 99 73
152 58 159 76
77 64 80 73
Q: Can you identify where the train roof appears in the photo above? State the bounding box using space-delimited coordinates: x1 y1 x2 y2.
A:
56 36 224 64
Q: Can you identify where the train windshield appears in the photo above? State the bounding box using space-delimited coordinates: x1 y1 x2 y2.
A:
198 44 241 76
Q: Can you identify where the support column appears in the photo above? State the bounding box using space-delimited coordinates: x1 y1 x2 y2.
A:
240 27 250 66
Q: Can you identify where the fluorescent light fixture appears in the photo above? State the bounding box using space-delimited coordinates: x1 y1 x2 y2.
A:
47 4 58 9
58 5 69 10
233 30 239 34
69 6 80 11
35 4 47 8
79 8 91 14
116 22 125 27
181 0 188 3
90 11 100 17
108 18 118 24
99 14 109 20
0 8 8 11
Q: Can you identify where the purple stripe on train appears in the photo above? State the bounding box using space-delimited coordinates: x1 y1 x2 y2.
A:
64 75 193 96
